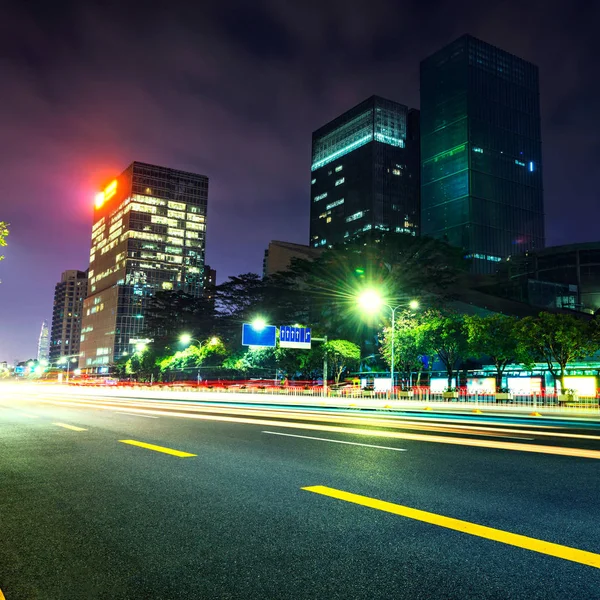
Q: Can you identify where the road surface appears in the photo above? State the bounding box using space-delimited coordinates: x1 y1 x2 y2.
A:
1 385 599 599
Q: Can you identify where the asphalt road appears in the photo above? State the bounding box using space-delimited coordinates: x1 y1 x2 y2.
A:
1 386 600 599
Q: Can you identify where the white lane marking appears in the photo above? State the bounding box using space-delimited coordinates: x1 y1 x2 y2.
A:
263 430 407 451
115 411 159 419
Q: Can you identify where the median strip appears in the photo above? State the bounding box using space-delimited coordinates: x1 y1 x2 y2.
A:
303 485 600 569
119 439 196 457
53 422 87 431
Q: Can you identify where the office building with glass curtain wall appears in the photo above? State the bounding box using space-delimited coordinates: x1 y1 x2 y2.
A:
79 161 208 370
420 35 545 273
310 96 420 248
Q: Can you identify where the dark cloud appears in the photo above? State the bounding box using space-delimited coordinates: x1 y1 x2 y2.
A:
0 0 597 360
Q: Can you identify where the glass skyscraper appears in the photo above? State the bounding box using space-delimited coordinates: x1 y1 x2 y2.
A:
79 161 208 370
420 35 545 273
310 96 420 247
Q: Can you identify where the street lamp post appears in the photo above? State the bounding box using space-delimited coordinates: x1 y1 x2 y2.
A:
179 334 220 385
358 290 419 398
58 355 79 382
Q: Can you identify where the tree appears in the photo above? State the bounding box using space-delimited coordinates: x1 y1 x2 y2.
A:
464 314 525 391
0 222 8 261
324 340 361 383
418 310 469 388
517 312 600 391
142 290 217 350
379 311 426 387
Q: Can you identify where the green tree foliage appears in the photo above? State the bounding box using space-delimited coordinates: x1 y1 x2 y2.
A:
379 311 427 387
324 340 361 383
418 310 469 388
0 222 8 261
464 314 525 391
158 339 226 374
517 313 600 390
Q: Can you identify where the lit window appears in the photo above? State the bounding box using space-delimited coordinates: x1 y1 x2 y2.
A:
326 198 344 210
168 201 186 211
314 193 328 202
326 217 332 223
346 211 364 222
515 160 526 167
335 177 345 186
311 178 316 185
335 165 343 172
392 169 401 175
473 147 484 153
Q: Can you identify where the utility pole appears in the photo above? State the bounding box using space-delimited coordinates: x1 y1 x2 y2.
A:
313 336 328 397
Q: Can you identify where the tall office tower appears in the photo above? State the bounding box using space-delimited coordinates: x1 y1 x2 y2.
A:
49 270 88 365
420 35 545 273
79 162 209 371
310 96 420 248
37 321 50 362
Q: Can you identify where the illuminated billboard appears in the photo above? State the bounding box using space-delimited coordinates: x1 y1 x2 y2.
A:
94 179 118 209
561 376 597 397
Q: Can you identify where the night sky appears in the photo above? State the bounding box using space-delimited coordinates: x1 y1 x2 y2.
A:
1 0 598 361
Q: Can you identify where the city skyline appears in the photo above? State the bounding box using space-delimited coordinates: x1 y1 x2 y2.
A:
1 0 598 361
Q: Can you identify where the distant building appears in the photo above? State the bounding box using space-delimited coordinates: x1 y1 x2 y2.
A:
420 35 545 273
203 265 216 290
79 161 209 370
37 320 50 362
49 270 88 365
202 264 217 305
310 96 420 248
263 241 324 278
505 242 600 313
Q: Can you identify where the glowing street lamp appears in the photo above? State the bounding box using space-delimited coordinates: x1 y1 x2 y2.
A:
58 355 79 382
135 343 148 353
252 317 267 331
357 289 419 396
179 333 193 346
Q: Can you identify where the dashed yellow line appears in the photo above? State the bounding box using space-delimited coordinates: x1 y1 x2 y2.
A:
53 422 87 431
119 439 196 457
303 485 600 569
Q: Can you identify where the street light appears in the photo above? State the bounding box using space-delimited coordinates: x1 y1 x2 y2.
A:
358 289 419 397
58 355 79 382
251 317 267 331
178 334 221 384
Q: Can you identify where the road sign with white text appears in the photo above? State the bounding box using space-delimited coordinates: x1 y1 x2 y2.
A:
279 326 311 349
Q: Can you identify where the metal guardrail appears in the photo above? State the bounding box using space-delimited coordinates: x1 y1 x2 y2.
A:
67 381 600 411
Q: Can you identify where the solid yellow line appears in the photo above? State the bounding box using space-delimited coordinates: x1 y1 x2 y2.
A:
303 486 600 569
53 422 87 431
119 439 196 457
0 587 5 600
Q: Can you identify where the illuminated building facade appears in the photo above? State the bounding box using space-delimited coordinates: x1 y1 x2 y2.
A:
420 35 545 273
49 270 88 365
79 162 209 370
310 96 420 248
37 321 50 363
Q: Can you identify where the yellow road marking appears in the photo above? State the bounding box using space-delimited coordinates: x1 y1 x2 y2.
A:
303 486 600 569
119 439 196 457
0 587 5 599
53 422 87 431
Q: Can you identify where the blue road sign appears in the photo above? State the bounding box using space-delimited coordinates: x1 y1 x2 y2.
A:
242 323 277 347
279 326 311 349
